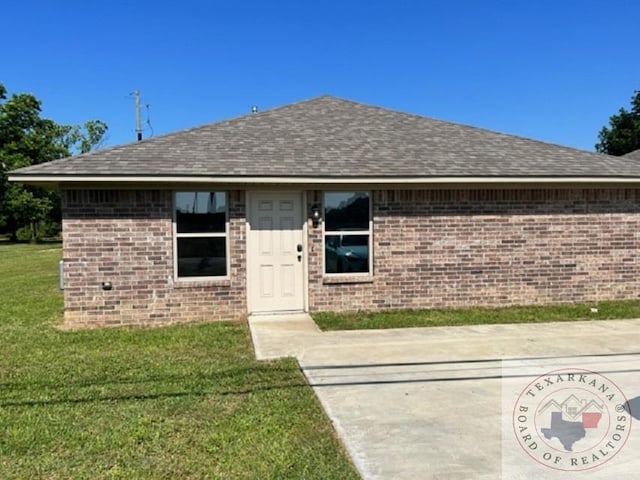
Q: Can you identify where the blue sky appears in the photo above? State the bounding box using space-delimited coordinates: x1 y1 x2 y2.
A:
2 0 638 152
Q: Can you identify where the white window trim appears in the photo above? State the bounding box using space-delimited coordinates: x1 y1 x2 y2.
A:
173 191 230 282
322 191 373 276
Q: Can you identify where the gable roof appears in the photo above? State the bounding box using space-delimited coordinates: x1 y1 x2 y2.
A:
10 95 640 185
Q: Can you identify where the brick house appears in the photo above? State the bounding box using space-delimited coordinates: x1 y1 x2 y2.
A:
9 96 640 327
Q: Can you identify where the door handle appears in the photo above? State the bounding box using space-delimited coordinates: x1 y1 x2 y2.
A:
297 244 303 252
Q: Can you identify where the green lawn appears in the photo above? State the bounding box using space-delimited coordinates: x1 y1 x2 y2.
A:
313 300 640 331
0 243 358 479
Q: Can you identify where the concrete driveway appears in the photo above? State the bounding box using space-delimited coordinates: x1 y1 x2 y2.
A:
249 315 640 479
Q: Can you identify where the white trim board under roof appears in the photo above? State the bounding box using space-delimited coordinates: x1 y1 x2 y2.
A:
9 175 640 188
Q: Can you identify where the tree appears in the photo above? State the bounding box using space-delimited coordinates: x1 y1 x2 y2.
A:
61 119 109 154
0 83 108 241
595 90 640 156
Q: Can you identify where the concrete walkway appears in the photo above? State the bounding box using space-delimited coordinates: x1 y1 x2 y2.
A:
248 314 640 479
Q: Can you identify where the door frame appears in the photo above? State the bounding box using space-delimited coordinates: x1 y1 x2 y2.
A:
245 190 309 314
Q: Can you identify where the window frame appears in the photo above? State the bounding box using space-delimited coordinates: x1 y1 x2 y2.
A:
173 191 230 281
322 191 373 276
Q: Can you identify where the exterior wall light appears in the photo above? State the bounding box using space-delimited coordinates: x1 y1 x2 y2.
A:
311 204 322 227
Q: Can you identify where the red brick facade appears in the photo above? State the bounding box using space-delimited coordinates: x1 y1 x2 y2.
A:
62 188 640 327
61 189 246 327
308 188 640 312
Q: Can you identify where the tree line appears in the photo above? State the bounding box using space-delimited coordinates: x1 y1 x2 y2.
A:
0 83 107 241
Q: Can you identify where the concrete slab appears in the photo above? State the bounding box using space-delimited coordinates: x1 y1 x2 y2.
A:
248 313 320 360
248 316 640 479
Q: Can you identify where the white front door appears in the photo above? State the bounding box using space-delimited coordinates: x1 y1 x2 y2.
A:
248 192 305 313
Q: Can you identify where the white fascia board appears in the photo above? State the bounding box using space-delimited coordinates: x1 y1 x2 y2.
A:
8 175 640 185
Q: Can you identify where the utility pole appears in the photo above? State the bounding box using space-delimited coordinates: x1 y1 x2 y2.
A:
133 89 142 141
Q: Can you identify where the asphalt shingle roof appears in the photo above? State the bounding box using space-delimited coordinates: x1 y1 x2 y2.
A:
624 149 640 161
11 95 640 178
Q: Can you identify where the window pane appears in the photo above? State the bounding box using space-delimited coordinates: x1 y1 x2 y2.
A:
324 192 369 231
177 237 227 277
325 234 369 274
176 192 226 233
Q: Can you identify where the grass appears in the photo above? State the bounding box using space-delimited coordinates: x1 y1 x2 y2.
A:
0 243 359 479
313 301 640 331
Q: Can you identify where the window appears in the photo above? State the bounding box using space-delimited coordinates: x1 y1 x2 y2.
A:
174 192 228 279
324 192 371 274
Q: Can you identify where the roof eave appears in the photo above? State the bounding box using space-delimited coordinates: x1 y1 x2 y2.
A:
9 174 640 189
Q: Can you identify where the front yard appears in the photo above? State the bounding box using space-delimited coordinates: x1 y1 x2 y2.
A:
0 243 358 479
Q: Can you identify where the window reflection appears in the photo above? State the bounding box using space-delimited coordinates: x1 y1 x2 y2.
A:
177 238 227 277
176 192 226 233
324 192 369 231
325 234 369 273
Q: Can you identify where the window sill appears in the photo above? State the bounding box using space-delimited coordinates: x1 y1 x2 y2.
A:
322 275 374 285
173 278 231 289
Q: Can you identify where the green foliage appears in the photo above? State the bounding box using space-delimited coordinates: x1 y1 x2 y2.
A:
5 184 52 238
313 301 640 330
0 244 358 479
38 219 62 239
596 90 640 155
15 225 34 242
61 119 109 154
0 82 108 240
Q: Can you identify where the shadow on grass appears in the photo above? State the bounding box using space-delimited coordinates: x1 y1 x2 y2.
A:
0 364 294 390
0 381 308 408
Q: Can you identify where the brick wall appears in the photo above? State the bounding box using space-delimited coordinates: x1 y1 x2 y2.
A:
61 189 246 327
61 187 640 327
308 189 640 312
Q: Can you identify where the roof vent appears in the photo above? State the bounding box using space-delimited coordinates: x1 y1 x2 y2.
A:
251 105 258 114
